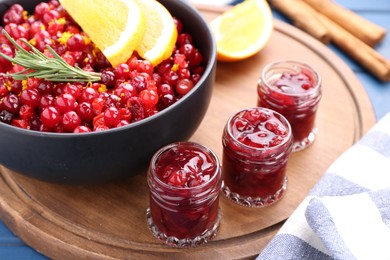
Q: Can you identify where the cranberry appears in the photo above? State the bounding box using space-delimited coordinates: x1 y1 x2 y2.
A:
3 4 25 25
55 93 77 113
11 118 29 129
0 43 14 70
61 110 81 132
1 93 20 114
73 125 91 133
175 78 194 95
177 33 192 46
19 104 35 120
0 110 13 123
40 106 60 128
79 87 98 103
39 94 54 109
67 33 88 51
100 69 115 86
103 107 120 127
34 2 50 20
77 102 95 121
139 89 158 110
20 88 41 107
4 23 29 40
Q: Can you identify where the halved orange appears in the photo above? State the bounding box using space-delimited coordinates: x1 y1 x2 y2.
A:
59 0 146 67
135 0 177 66
210 0 274 62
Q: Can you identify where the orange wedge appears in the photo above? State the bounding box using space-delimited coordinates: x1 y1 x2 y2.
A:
135 0 177 66
210 0 273 62
59 0 146 67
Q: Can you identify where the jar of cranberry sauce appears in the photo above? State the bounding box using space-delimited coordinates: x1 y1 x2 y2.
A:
257 61 322 151
146 142 222 248
222 107 293 207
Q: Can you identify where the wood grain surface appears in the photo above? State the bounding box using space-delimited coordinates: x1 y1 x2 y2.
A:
0 5 376 260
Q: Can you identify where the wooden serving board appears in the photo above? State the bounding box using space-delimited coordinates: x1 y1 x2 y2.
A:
0 5 376 260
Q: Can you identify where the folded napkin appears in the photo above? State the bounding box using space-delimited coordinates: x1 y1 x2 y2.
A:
258 113 390 260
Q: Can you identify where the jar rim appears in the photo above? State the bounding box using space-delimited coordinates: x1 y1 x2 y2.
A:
225 107 293 152
259 60 322 97
148 141 222 191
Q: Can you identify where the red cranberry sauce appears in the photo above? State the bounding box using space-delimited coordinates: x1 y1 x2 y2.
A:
257 66 321 143
155 144 217 188
148 142 221 240
0 1 205 133
222 108 292 199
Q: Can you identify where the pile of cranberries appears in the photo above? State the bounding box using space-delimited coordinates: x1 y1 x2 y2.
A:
0 0 204 133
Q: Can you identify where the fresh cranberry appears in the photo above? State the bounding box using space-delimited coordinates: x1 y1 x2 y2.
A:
67 33 88 51
39 94 54 109
40 106 61 128
34 2 50 20
20 88 41 107
73 125 91 133
61 110 81 132
79 87 98 103
0 110 13 123
55 93 77 113
1 93 20 114
2 4 25 25
19 104 35 120
175 78 194 95
103 107 120 127
77 101 95 121
139 89 158 110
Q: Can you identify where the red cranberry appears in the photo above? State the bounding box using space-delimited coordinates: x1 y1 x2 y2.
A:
104 107 120 127
55 93 77 114
40 106 60 128
3 4 25 25
73 125 91 133
175 78 194 95
1 93 20 114
20 88 41 107
61 110 81 132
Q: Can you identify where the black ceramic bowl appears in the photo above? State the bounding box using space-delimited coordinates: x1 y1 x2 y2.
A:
0 0 216 184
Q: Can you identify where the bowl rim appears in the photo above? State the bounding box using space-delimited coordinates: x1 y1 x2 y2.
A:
0 0 217 138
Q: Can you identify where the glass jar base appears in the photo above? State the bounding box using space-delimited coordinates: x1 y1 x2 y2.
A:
146 208 222 248
222 177 287 207
292 129 316 152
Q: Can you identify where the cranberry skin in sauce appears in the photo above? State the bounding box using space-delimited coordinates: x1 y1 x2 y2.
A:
257 61 322 151
222 107 293 207
147 142 222 248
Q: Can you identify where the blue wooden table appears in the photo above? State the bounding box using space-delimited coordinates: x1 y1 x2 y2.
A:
1 0 389 259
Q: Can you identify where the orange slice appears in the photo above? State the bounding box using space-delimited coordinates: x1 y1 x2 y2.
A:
59 0 146 67
135 0 177 66
210 0 273 62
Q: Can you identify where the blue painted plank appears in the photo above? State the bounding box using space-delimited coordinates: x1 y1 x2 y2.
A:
0 247 47 260
335 0 390 11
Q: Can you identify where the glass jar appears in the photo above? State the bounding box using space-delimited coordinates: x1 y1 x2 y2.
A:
257 60 322 151
146 142 222 248
222 107 293 207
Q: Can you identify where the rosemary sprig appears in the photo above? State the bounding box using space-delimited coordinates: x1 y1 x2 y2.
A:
0 29 101 82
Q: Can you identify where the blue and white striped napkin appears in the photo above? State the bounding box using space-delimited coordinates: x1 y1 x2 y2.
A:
258 113 390 260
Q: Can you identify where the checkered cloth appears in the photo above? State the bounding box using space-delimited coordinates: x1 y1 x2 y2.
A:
258 113 390 260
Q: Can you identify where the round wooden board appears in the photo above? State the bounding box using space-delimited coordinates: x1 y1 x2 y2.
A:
0 5 376 260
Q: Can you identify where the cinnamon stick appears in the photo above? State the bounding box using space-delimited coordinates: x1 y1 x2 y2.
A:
271 0 330 44
316 12 390 82
301 0 386 47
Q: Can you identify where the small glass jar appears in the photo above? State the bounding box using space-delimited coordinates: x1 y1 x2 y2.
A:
146 142 222 248
222 107 293 207
257 60 322 151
